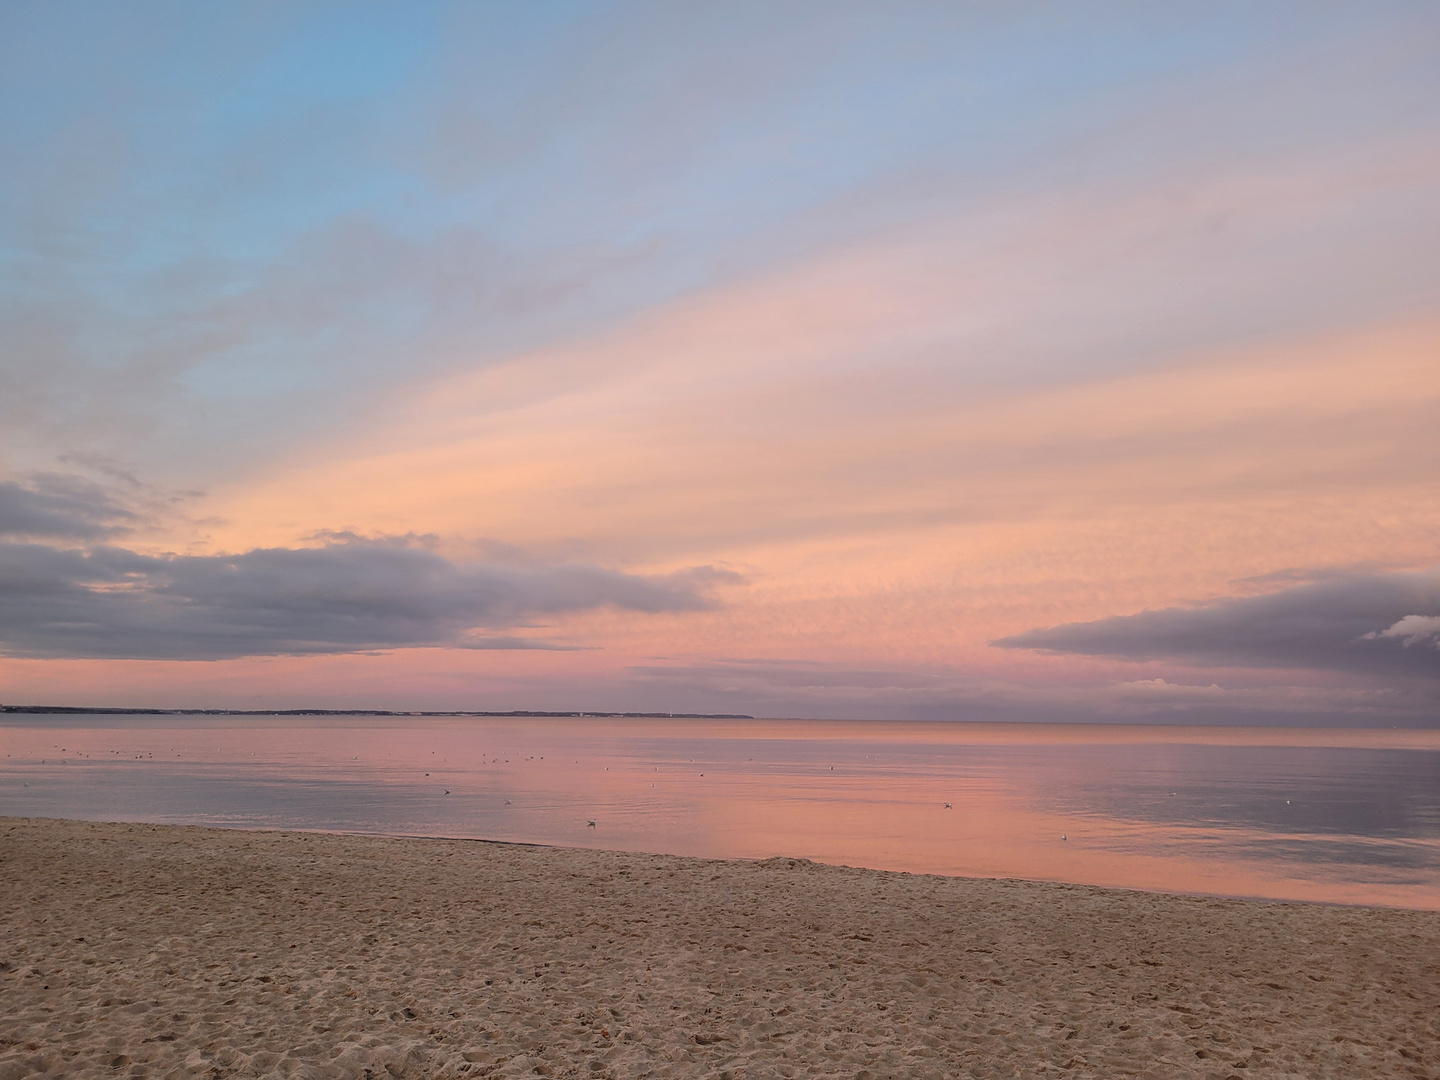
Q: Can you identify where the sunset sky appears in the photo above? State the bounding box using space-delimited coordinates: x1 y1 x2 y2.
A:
2 2 1437 722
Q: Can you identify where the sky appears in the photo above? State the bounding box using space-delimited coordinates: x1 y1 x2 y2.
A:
1 1 1437 723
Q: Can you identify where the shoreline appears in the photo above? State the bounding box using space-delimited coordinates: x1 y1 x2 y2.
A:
9 812 1440 914
5 817 1438 1079
321 829 1440 913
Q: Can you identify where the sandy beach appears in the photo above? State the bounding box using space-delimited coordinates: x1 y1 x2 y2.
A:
2 818 1437 1080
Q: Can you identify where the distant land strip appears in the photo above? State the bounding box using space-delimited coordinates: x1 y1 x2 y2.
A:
0 705 755 719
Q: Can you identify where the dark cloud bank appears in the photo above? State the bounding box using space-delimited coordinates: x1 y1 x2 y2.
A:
995 570 1440 680
0 476 734 661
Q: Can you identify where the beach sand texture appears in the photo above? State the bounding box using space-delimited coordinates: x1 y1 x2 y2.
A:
2 818 1437 1079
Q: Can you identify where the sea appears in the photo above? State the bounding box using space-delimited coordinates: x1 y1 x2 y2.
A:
2 714 1437 910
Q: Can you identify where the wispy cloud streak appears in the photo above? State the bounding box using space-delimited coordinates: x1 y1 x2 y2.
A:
0 475 137 540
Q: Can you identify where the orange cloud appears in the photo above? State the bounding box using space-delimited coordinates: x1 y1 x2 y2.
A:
60 136 1438 713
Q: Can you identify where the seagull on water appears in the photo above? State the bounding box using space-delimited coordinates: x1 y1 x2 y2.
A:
587 819 597 828
944 803 952 809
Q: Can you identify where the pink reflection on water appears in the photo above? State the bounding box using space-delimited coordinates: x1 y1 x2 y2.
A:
2 717 1437 909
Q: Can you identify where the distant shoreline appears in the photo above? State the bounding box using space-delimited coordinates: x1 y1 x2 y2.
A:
0 704 755 719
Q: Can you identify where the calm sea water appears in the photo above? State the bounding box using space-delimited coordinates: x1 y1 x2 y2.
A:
2 715 1437 909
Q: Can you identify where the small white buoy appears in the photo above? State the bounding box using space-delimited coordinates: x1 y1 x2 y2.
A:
1061 834 1067 841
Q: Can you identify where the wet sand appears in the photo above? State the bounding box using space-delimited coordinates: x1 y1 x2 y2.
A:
2 818 1437 1079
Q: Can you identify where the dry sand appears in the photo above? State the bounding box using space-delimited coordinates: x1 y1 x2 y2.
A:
2 818 1437 1080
